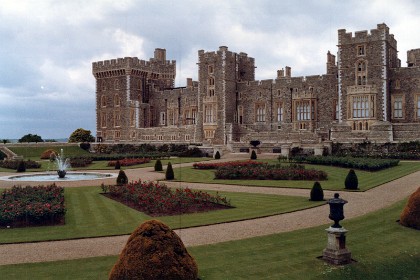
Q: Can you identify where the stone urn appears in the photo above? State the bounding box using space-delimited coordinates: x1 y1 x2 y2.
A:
57 170 66 179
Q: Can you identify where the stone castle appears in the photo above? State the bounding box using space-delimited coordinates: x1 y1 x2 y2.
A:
92 23 420 154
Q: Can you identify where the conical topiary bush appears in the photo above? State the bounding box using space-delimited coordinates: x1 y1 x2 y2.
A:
17 161 26 172
154 159 163 171
250 150 257 160
310 181 324 201
344 169 358 190
116 169 128 186
114 160 121 170
165 162 174 180
214 151 221 159
400 187 420 230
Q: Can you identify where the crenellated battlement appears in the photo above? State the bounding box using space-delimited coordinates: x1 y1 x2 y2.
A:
338 23 397 49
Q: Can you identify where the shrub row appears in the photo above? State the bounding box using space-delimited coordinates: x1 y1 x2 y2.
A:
93 144 204 157
292 156 399 171
69 157 93 168
215 165 327 181
104 180 231 216
108 158 151 167
193 160 265 170
0 184 66 227
0 160 41 170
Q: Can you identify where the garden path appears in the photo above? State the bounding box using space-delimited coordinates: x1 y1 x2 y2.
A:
0 154 419 265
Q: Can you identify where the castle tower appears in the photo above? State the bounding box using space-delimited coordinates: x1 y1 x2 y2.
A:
196 46 255 145
336 23 397 137
92 49 176 142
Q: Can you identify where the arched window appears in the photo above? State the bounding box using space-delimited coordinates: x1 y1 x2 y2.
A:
114 94 120 107
114 79 120 90
208 77 215 86
101 95 106 107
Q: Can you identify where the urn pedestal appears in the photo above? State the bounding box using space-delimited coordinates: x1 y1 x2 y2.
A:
322 227 352 265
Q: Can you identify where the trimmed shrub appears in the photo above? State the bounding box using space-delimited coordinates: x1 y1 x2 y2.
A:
250 150 257 160
154 159 163 171
16 161 26 172
40 149 58 160
116 170 128 186
109 220 198 280
400 187 420 230
310 181 324 201
345 169 359 190
79 142 91 151
114 160 121 170
165 162 174 180
214 151 221 159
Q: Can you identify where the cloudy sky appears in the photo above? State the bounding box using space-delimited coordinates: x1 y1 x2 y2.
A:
1 0 419 140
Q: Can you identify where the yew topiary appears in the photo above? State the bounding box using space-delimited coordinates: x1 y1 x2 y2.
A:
165 162 174 180
16 161 26 172
109 220 198 280
344 169 358 190
400 187 420 230
154 159 163 171
116 170 128 185
250 150 257 160
310 181 324 201
214 151 221 159
114 160 121 170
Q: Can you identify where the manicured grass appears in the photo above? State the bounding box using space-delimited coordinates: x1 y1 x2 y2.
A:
8 145 89 161
0 186 321 244
172 161 420 191
1 199 417 279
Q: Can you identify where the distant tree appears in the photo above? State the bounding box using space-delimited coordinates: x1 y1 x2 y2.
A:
1 139 10 144
165 162 174 180
18 134 43 143
116 170 128 185
69 128 95 143
250 150 257 160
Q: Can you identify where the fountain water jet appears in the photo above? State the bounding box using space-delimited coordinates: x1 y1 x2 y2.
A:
54 149 71 178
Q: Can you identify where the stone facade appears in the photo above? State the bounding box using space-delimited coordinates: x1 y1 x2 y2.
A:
92 23 420 153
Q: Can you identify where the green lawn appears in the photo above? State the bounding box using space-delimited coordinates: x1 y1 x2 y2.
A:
0 186 321 244
8 145 89 161
172 161 420 191
1 199 417 279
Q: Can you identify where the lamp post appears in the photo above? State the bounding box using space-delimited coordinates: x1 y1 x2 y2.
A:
322 193 352 265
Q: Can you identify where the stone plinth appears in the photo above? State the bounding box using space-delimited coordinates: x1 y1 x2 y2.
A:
322 227 352 265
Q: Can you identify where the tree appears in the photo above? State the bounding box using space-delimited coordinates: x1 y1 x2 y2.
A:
69 128 95 143
154 159 163 171
250 140 261 148
165 162 174 180
116 170 128 185
344 169 359 190
250 150 257 160
18 134 43 143
310 181 324 201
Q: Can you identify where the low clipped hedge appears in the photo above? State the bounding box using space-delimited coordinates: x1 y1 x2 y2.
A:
0 159 41 170
292 156 399 171
215 164 327 181
108 158 151 167
0 184 66 227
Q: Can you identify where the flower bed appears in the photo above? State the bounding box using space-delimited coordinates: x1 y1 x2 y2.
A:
103 180 231 216
107 158 151 167
193 160 265 170
292 156 399 171
0 184 66 228
215 165 327 181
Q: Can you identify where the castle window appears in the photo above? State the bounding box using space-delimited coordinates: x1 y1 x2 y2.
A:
255 104 266 122
185 134 190 141
208 77 215 86
208 65 214 74
114 79 120 90
356 60 367 85
168 110 174 126
101 80 107 90
392 95 403 119
395 79 401 89
349 95 375 119
204 104 215 123
277 103 283 122
416 95 420 118
114 94 120 107
208 89 215 97
114 111 121 127
238 105 243 124
191 108 197 124
115 131 121 139
204 130 215 139
130 108 136 127
333 100 339 120
160 112 166 126
100 113 107 128
357 45 365 56
101 95 107 107
137 79 142 89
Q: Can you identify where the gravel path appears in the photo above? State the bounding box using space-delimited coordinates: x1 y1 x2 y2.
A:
0 154 418 266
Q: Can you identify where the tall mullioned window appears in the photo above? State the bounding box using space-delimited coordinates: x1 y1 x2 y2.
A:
393 96 403 119
416 95 420 118
349 95 375 119
256 104 266 122
295 100 314 121
277 103 283 122
204 104 215 123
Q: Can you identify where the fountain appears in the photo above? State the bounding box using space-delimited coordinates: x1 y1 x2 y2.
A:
54 149 71 178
